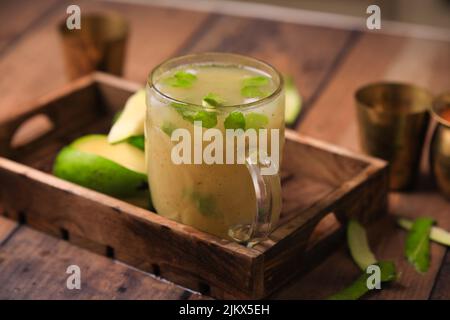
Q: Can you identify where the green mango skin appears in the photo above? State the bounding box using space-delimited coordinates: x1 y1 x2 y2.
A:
284 75 302 126
127 135 145 151
53 146 148 198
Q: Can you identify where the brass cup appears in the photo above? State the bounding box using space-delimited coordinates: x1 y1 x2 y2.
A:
356 82 432 190
430 93 450 199
58 13 128 80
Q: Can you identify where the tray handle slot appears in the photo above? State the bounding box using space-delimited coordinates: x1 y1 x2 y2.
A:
306 212 343 252
151 264 161 276
10 113 55 149
198 282 211 295
17 211 27 225
106 245 115 259
60 228 70 241
0 111 56 158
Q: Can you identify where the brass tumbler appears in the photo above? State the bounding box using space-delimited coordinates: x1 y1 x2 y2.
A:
58 13 128 79
430 93 450 199
356 82 432 190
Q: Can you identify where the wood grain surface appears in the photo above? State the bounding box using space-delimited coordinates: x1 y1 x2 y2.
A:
0 224 202 299
293 31 450 300
0 0 448 300
0 0 209 123
0 74 388 298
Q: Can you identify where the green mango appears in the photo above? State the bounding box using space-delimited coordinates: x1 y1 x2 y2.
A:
126 135 145 151
284 75 302 126
53 135 152 207
108 88 146 144
347 219 377 271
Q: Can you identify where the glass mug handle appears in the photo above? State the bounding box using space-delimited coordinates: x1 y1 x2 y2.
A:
228 156 282 244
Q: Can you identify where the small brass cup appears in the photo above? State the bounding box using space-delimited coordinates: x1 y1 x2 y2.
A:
430 93 450 199
58 13 128 80
356 82 432 190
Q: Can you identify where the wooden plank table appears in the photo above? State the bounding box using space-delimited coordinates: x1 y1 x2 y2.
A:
0 0 448 299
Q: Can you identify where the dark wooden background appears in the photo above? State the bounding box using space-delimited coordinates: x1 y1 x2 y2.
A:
0 0 449 299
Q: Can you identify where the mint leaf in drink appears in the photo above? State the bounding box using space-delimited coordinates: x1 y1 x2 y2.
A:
241 76 270 98
224 111 246 130
245 112 268 130
398 218 450 247
202 92 225 107
191 192 218 217
241 86 267 98
161 121 177 137
243 76 269 87
405 217 434 273
171 103 217 128
328 261 397 300
164 70 197 88
127 135 145 151
192 110 218 128
347 220 377 271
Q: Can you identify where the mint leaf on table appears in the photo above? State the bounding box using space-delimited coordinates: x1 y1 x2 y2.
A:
241 86 267 98
398 217 450 247
202 92 225 107
328 261 397 300
171 103 217 128
224 111 246 130
347 220 378 271
329 221 396 300
328 272 368 301
243 76 270 87
245 112 268 130
405 217 434 273
164 70 197 88
127 135 145 151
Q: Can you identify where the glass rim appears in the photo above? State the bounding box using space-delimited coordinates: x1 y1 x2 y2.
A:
57 12 129 37
355 81 433 115
147 52 284 111
431 92 450 127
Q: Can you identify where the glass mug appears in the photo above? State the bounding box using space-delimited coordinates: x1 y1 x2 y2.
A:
145 53 284 243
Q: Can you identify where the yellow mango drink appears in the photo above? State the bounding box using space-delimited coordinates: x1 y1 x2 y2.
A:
146 53 284 242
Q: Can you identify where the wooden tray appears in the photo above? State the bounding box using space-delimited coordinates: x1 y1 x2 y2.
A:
0 73 388 299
